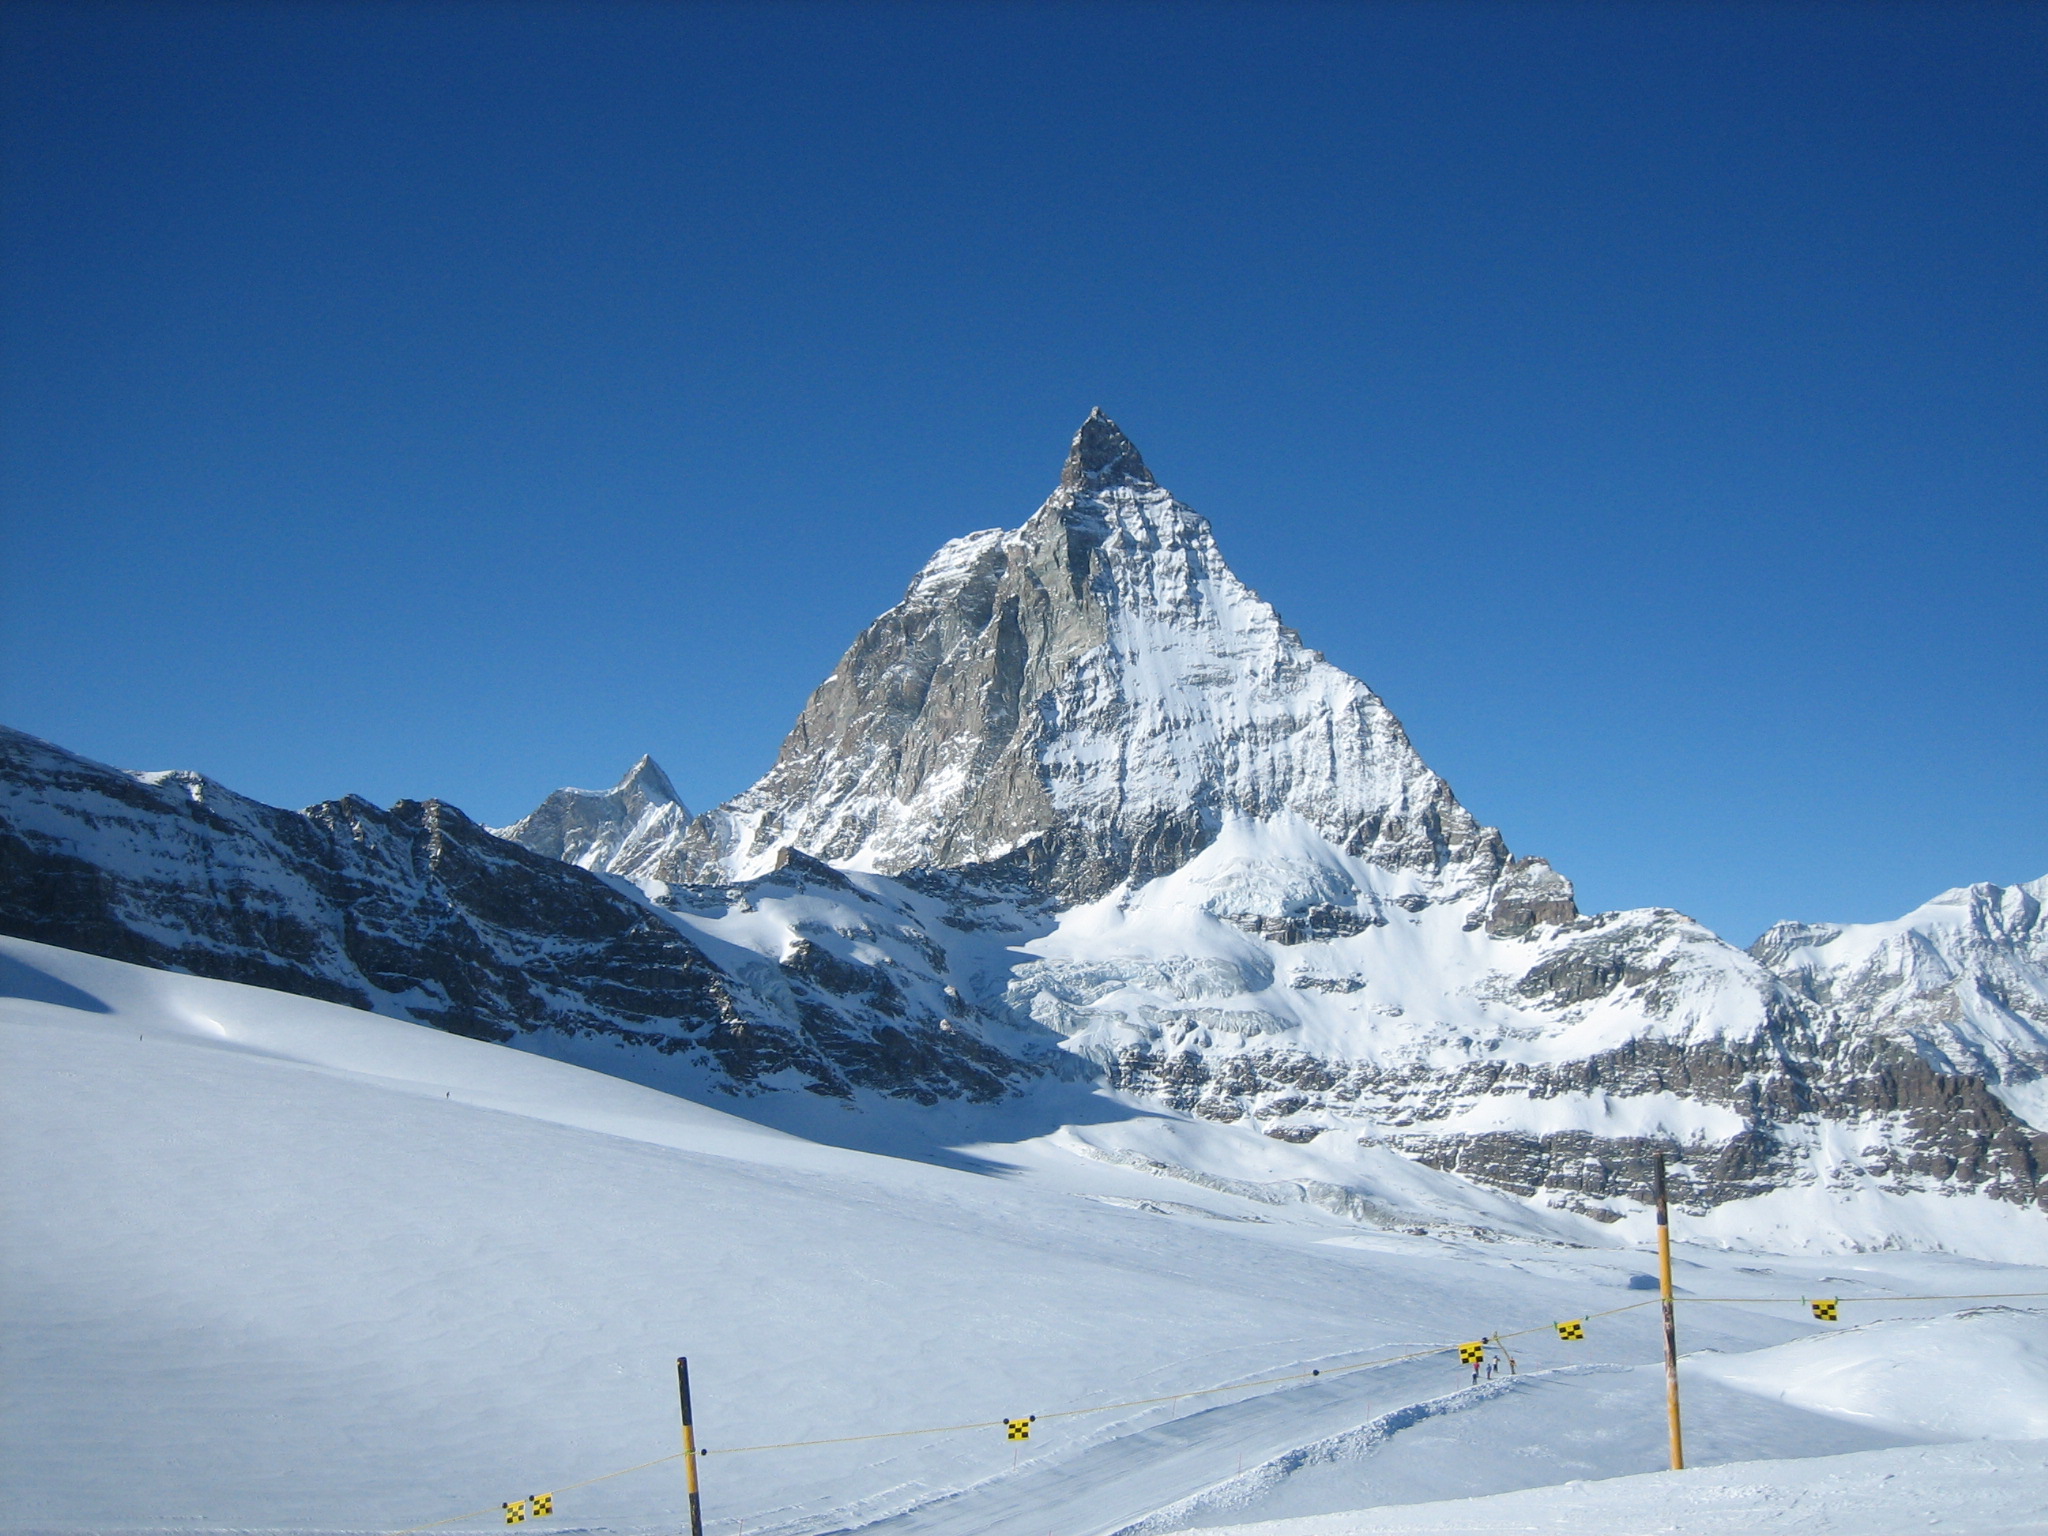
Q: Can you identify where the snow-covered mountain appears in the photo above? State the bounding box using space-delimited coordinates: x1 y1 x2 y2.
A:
3 412 2043 1250
622 410 1515 908
500 754 693 874
1753 877 2048 1100
0 724 1033 1105
499 413 2047 1233
8 415 2045 1536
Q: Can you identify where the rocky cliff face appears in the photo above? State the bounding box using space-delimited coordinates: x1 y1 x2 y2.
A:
992 823 2048 1219
0 726 1040 1105
498 755 692 873
1752 878 2048 1114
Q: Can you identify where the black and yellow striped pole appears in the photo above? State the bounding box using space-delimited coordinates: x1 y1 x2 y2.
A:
1653 1153 1685 1471
676 1358 705 1536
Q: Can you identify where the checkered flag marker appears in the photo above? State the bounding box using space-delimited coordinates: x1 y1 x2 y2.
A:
1811 1298 1839 1321
1556 1319 1585 1341
503 1501 526 1525
530 1494 552 1518
1005 1417 1034 1440
1458 1341 1486 1365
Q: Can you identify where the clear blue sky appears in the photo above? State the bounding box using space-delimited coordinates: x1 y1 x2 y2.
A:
2 1 2042 944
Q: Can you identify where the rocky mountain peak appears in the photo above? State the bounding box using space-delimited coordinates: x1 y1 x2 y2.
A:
539 414 1510 902
1058 408 1155 493
493 754 689 872
614 754 682 819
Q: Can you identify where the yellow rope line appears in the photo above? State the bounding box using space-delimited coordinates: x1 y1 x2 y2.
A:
702 1299 1668 1456
386 1288 2048 1529
698 1417 1011 1455
1681 1289 2048 1305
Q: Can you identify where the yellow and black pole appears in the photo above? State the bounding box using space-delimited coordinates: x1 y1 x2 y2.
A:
676 1357 705 1536
1653 1153 1685 1471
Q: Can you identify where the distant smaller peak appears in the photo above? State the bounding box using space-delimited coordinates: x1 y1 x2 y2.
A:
613 754 682 811
1060 408 1155 493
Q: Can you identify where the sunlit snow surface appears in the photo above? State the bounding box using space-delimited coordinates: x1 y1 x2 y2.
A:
1171 1441 2048 1536
1688 1308 2048 1441
1012 814 1771 1071
5 936 2045 1536
638 813 2048 1260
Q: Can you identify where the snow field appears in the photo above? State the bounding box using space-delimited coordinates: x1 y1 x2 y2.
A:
1687 1307 2048 1441
1165 1440 2048 1536
6 936 2045 1536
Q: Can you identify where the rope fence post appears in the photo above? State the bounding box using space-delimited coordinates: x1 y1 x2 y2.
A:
677 1357 705 1536
1653 1152 1685 1472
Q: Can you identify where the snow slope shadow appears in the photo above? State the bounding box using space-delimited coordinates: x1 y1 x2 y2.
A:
515 1006 1155 1176
0 950 110 1013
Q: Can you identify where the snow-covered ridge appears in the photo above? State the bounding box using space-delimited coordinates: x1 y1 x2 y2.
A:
510 414 2048 1218
0 722 1034 1109
18 692 2046 1244
1753 876 2048 1086
484 414 2048 1232
6 413 2047 1250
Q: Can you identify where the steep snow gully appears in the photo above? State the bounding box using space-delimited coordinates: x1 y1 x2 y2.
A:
3 413 2046 1534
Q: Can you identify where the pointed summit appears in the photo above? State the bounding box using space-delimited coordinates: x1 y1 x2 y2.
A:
613 754 681 818
1059 408 1155 493
497 754 690 871
649 406 1494 899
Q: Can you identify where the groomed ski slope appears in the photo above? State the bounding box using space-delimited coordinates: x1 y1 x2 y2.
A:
4 935 2045 1536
